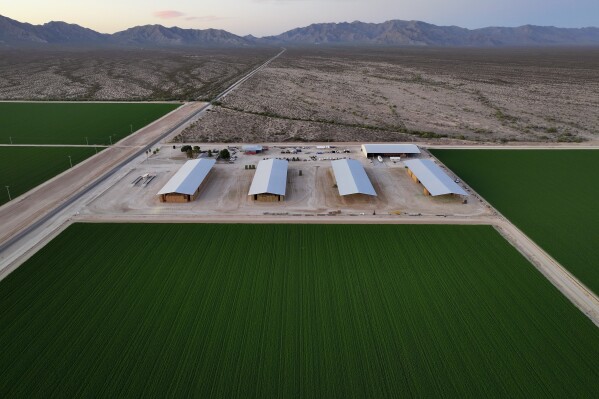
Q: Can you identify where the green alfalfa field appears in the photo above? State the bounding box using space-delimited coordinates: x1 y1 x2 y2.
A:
431 149 599 295
0 146 99 205
0 102 180 145
0 224 597 398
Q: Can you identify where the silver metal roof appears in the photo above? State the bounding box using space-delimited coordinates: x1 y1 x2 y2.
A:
157 158 216 196
248 159 288 196
404 159 468 196
331 159 377 196
242 145 263 152
361 144 421 155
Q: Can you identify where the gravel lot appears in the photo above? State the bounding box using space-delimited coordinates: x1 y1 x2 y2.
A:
84 144 489 218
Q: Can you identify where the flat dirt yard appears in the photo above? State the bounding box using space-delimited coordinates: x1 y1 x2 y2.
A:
180 47 599 143
0 223 597 398
84 144 489 219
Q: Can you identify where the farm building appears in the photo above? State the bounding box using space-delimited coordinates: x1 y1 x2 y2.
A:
361 144 421 158
248 159 288 202
243 145 264 155
157 159 216 203
404 159 467 197
331 159 377 197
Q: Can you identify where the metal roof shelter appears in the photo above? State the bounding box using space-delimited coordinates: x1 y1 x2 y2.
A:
243 145 263 152
404 159 468 196
157 159 216 196
248 159 288 196
361 144 421 157
331 159 377 196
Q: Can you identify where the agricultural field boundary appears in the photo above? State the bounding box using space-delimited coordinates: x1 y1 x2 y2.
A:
0 48 287 257
0 144 111 148
494 220 599 325
2 210 598 328
0 102 204 247
0 102 181 145
427 151 599 327
0 103 189 214
1 224 597 397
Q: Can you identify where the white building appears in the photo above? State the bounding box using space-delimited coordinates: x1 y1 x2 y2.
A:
248 159 288 202
331 159 377 196
404 159 467 196
157 159 216 203
361 144 421 158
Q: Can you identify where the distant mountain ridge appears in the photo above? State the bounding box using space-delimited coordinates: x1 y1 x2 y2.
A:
111 25 251 47
1 14 598 48
0 15 253 47
268 20 599 46
0 16 109 45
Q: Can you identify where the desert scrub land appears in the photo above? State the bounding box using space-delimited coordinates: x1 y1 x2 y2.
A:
0 146 99 205
0 102 179 145
0 223 598 398
180 47 599 143
432 149 599 295
0 48 277 101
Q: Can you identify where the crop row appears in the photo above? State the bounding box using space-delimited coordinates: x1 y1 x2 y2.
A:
0 224 597 397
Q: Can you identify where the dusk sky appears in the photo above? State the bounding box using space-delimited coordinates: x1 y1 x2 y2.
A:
2 0 598 36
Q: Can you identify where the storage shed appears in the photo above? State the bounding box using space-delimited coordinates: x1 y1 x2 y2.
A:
157 159 216 203
248 159 288 202
243 145 263 155
331 159 377 197
361 144 421 158
403 159 467 197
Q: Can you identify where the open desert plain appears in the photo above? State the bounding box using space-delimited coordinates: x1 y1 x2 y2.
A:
181 47 599 143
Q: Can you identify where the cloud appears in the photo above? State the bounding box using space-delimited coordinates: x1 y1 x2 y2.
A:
153 10 185 19
185 16 227 22
153 11 226 22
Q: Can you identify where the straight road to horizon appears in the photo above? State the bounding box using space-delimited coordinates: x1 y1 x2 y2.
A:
0 48 286 252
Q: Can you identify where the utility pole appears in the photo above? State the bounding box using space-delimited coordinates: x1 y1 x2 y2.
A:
68 155 73 168
5 186 11 201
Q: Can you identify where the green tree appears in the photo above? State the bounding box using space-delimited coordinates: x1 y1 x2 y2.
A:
219 149 231 159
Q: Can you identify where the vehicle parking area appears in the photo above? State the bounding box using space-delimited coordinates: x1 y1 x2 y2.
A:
84 144 491 218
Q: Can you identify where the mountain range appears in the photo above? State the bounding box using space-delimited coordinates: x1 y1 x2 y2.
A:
1 14 598 48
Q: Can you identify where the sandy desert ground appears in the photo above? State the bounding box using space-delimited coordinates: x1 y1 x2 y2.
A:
180 47 599 143
0 48 277 101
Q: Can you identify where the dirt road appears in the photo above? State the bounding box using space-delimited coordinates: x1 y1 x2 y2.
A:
494 220 599 326
4 210 598 327
0 102 206 246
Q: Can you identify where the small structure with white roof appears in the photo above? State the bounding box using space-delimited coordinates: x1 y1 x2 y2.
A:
157 158 216 203
361 144 420 158
243 145 263 154
403 159 467 197
331 159 377 197
248 159 288 202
